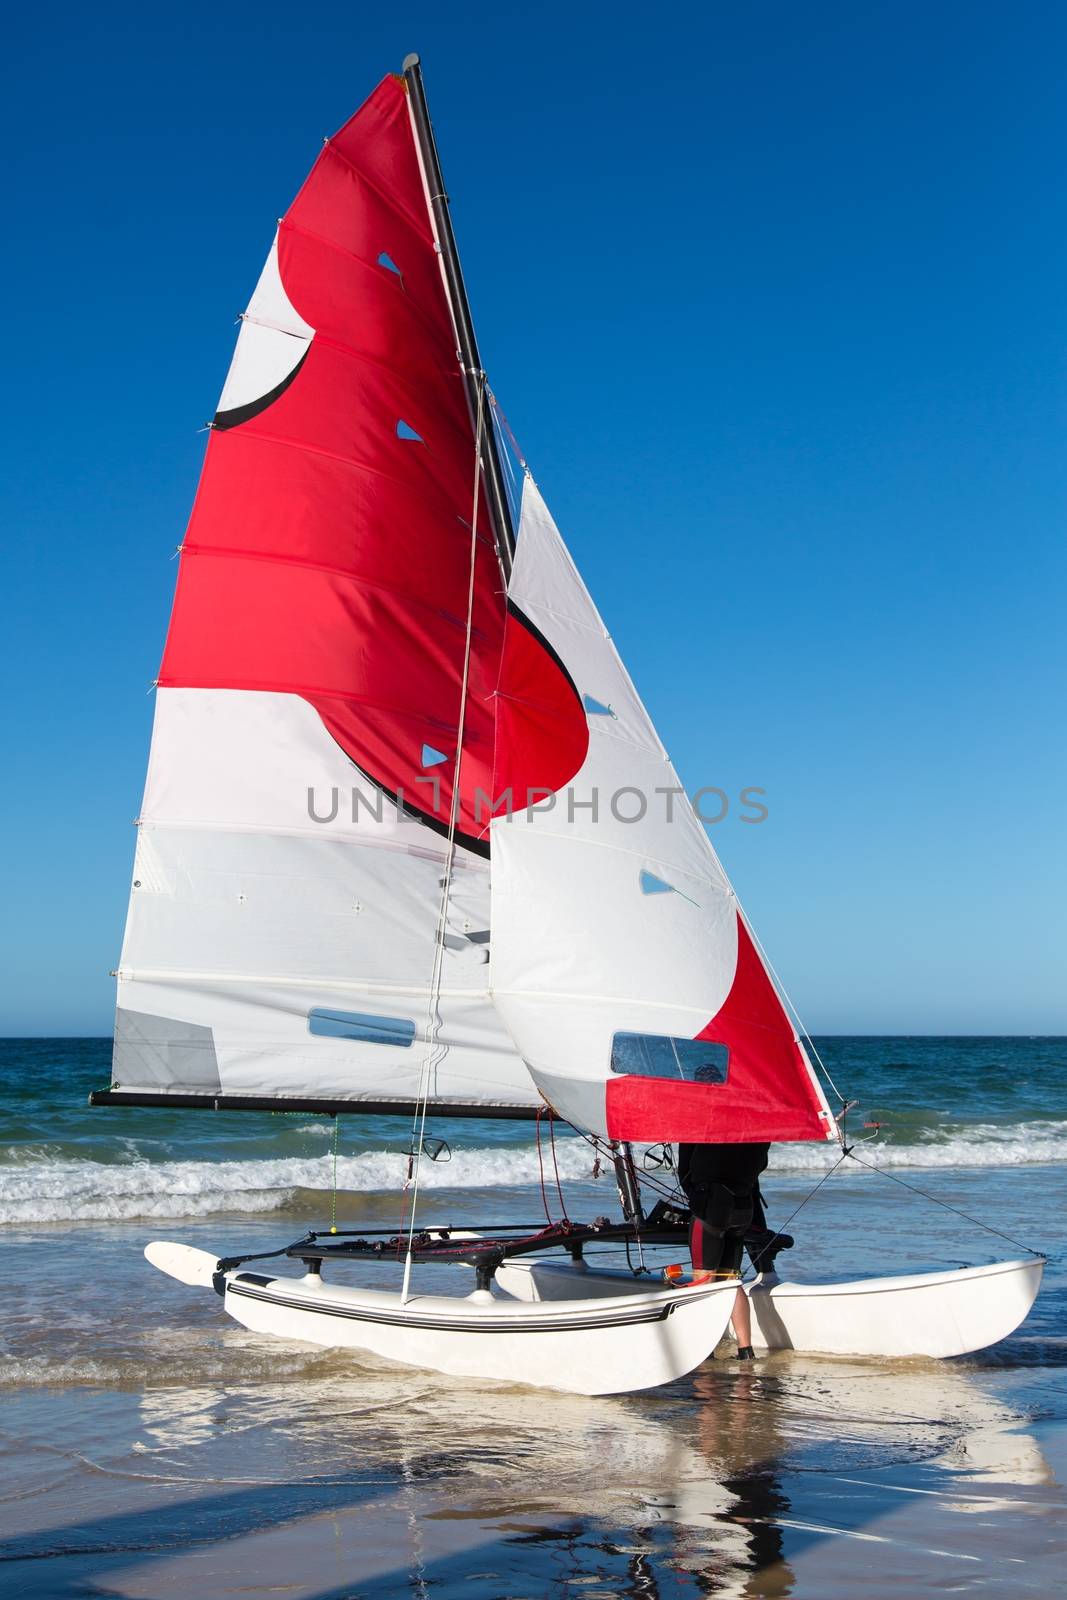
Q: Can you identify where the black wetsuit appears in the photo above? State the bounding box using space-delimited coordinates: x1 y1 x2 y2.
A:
678 1142 769 1275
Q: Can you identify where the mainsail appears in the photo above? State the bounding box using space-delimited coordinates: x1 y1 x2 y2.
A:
99 62 835 1145
104 74 585 1114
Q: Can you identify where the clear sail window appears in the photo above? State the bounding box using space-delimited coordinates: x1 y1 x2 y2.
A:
610 1032 729 1084
308 1009 416 1046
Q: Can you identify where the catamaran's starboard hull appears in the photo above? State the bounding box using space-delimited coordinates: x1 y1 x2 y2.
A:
216 1268 738 1394
494 1257 1044 1359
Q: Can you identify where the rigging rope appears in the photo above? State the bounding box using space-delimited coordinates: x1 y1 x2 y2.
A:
329 1115 340 1234
742 1144 1046 1276
400 375 488 1303
534 1108 553 1227
843 1149 1045 1259
548 1112 569 1220
738 1152 851 1279
567 1123 1043 1272
487 389 527 472
533 1107 572 1228
571 1125 681 1208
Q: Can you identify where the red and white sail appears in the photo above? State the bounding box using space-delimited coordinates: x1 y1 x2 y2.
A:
488 479 837 1144
112 76 583 1111
110 67 835 1144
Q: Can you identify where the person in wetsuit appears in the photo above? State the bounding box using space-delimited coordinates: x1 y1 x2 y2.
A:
677 1140 769 1360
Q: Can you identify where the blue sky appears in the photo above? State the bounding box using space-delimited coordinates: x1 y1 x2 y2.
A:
3 2 1064 1034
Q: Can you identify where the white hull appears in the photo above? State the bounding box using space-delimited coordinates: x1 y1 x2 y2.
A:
494 1256 1044 1359
145 1245 738 1395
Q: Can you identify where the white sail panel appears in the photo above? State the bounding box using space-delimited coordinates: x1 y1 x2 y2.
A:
114 688 538 1109
215 233 314 420
488 480 836 1144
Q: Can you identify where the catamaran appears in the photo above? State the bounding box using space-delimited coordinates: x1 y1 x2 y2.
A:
92 56 1043 1394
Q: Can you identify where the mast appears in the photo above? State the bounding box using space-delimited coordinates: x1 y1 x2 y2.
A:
402 53 516 581
612 1143 645 1224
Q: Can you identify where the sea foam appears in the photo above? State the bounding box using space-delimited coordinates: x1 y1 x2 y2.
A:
0 1142 597 1225
1 1120 1065 1225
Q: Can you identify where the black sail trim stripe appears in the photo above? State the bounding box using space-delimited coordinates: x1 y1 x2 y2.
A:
213 346 311 431
224 1280 701 1332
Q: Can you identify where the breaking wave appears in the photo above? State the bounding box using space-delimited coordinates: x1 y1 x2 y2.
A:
0 1142 597 1225
775 1119 1067 1172
0 1121 1064 1224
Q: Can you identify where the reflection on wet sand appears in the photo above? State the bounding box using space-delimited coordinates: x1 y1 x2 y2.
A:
122 1360 798 1599
1 1320 1065 1599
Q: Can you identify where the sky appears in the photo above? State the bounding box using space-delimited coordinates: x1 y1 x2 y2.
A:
2 1 1065 1035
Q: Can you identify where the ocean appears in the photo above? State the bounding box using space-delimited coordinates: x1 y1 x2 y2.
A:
5 1035 1067 1228
2 1035 1065 1597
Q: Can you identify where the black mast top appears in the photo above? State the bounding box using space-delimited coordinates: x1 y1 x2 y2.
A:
402 53 516 581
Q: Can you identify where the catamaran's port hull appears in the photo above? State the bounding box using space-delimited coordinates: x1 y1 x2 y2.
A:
218 1269 738 1394
494 1256 1045 1360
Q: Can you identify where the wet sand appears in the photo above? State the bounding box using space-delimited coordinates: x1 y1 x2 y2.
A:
3 1319 1066 1596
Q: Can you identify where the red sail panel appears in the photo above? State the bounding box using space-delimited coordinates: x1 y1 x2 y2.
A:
604 916 830 1142
159 75 586 851
492 602 590 817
